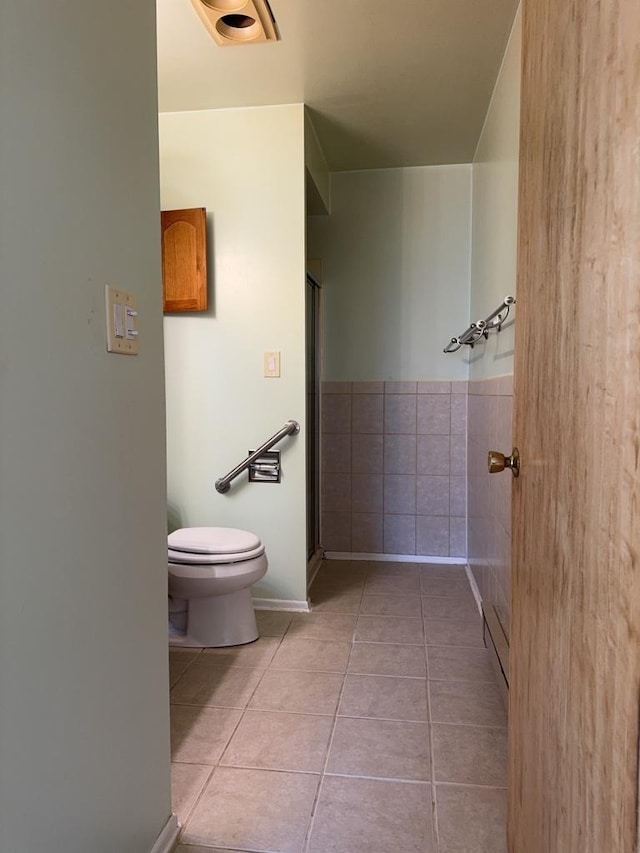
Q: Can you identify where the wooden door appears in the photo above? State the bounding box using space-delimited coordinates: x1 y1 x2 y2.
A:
509 1 640 851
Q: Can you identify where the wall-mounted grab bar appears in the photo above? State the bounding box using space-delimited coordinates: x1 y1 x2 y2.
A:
443 296 515 353
215 419 300 493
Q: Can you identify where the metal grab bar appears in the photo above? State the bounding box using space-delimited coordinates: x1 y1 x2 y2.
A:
215 420 300 494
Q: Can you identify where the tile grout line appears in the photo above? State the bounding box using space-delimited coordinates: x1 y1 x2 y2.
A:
424 587 441 853
172 563 503 850
174 629 290 842
302 584 363 853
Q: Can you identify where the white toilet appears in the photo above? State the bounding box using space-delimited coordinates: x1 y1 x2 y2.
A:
167 526 268 648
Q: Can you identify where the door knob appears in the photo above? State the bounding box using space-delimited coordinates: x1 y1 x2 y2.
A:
488 447 520 477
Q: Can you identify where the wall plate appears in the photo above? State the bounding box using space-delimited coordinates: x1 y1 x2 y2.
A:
105 285 139 355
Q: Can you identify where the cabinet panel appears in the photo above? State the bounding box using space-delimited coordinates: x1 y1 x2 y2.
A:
161 207 207 312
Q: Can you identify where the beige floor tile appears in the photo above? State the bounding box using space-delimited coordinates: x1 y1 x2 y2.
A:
348 642 427 678
429 680 507 727
176 847 247 853
318 560 368 579
427 646 496 683
360 593 422 617
307 776 435 853
170 705 243 764
418 564 468 581
423 618 485 648
249 669 344 715
422 595 479 620
364 575 421 595
182 767 319 852
270 637 351 673
171 763 212 825
432 724 508 786
312 565 367 592
254 609 293 637
169 649 200 688
310 578 366 598
318 560 367 574
221 710 333 772
339 674 428 721
327 717 431 780
356 614 424 645
176 847 243 852
365 562 419 578
436 784 508 852
170 662 264 708
420 576 473 597
200 636 280 668
287 613 357 642
310 588 362 613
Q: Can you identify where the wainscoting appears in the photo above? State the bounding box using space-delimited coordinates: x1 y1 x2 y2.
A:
321 381 467 558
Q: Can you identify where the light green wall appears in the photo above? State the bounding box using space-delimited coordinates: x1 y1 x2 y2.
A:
470 4 522 379
0 4 172 851
304 110 331 214
160 105 308 603
315 165 472 381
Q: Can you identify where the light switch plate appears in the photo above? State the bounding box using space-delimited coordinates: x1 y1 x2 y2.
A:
264 350 280 377
105 285 139 355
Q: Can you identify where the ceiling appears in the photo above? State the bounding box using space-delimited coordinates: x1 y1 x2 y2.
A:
156 0 519 172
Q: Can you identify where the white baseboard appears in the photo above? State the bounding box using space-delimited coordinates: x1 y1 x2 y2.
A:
253 598 311 612
149 814 179 853
325 551 467 565
464 563 483 615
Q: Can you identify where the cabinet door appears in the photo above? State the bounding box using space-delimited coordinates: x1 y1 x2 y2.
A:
161 207 207 312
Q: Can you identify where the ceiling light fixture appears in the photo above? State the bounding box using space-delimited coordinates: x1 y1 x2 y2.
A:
191 0 279 46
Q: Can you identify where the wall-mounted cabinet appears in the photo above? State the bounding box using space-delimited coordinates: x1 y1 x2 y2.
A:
161 207 207 312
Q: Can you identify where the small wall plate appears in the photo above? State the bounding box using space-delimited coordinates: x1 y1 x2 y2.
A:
105 285 139 355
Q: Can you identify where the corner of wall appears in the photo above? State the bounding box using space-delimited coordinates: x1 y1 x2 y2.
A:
304 108 331 215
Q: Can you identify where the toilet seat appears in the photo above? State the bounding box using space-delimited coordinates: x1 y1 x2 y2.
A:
168 526 265 565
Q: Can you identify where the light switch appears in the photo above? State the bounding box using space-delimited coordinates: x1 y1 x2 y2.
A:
263 350 280 378
105 285 139 355
113 303 124 338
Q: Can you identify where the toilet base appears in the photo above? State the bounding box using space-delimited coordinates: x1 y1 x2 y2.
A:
168 587 259 648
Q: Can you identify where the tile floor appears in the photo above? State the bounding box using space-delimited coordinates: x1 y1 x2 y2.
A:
170 560 508 853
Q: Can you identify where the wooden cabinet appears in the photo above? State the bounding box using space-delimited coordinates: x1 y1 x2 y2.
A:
161 207 207 312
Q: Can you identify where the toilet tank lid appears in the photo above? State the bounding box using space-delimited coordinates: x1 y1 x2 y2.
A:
168 526 262 555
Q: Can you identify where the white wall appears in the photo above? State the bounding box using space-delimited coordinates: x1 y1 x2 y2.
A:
160 106 308 603
0 4 172 852
469 5 522 379
316 166 472 381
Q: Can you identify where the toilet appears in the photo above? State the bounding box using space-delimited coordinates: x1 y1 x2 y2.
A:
167 526 268 648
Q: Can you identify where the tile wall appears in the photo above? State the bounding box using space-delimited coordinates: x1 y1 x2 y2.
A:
321 381 467 559
467 375 513 639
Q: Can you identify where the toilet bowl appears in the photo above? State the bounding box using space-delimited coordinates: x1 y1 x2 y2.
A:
168 526 268 648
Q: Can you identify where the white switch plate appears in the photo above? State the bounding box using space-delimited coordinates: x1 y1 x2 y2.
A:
105 285 139 355
263 350 280 377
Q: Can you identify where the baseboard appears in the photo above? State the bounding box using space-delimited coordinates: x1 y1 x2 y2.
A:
464 563 483 615
325 551 467 565
149 814 179 853
482 603 510 715
253 598 311 612
307 546 325 588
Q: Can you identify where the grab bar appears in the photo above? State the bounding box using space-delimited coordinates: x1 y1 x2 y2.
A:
215 419 300 493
